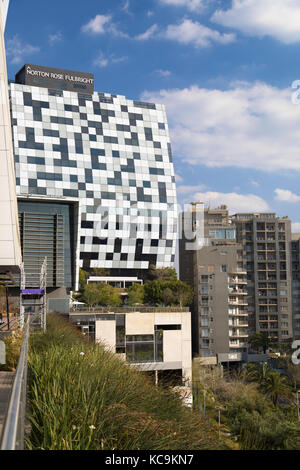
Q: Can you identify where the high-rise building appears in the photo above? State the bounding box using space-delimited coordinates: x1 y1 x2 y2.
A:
291 234 300 338
179 204 248 364
0 0 22 277
231 213 293 341
8 64 177 293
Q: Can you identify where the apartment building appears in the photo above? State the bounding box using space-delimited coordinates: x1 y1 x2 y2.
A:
179 204 248 364
291 235 300 338
231 213 293 341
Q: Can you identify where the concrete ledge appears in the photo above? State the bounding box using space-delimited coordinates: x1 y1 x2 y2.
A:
129 361 182 371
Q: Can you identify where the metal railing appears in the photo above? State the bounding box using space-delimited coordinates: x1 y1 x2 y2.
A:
70 306 190 313
1 318 30 450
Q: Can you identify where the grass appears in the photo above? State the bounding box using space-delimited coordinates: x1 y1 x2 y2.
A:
0 327 23 371
27 314 229 450
192 361 300 450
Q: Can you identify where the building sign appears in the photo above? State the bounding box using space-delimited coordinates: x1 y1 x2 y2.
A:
15 64 94 94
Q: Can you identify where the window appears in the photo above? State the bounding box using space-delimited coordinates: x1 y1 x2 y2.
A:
116 315 125 353
209 229 236 239
126 332 163 363
221 265 227 272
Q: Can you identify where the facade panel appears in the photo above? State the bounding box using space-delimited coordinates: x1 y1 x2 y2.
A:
9 67 177 286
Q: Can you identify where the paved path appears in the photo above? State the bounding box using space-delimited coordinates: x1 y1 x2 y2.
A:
0 372 15 440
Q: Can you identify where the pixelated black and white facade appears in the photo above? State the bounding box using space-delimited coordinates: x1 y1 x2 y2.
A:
9 79 177 284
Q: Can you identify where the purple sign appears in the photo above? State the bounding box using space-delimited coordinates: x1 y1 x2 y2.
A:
21 289 44 295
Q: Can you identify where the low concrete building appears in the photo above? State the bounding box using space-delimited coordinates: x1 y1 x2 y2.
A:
70 308 192 385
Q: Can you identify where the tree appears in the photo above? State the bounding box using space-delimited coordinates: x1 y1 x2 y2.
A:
161 287 176 306
144 279 194 307
97 283 122 307
243 363 269 385
172 280 194 307
79 268 88 292
286 362 300 391
144 280 163 305
127 283 145 306
92 267 109 277
263 371 292 407
248 332 272 354
82 283 101 308
148 265 178 282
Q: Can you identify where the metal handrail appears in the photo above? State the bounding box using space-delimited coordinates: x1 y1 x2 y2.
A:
70 306 190 313
1 318 30 450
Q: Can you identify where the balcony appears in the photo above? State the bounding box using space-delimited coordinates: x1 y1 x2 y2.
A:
228 277 247 284
228 289 247 296
229 332 248 338
229 342 247 348
229 322 248 327
228 298 248 306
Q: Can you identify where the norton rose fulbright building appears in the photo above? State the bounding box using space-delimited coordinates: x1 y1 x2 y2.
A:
9 64 177 293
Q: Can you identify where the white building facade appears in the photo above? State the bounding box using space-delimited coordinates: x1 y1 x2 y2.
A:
8 64 178 289
0 0 22 274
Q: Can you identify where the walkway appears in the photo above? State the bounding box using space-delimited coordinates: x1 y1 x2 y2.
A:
0 372 15 440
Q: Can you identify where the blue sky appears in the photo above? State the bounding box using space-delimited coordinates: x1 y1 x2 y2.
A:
5 0 300 231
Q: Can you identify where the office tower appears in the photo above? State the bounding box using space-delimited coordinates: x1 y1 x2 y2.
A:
291 235 300 338
0 0 22 276
232 213 293 341
179 204 248 364
9 64 177 293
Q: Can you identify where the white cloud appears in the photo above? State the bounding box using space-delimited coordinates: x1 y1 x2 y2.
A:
212 0 300 44
155 69 172 77
190 191 270 214
82 14 112 34
6 35 40 64
135 24 158 41
49 32 63 46
164 18 236 47
274 188 300 203
159 0 205 12
175 173 184 182
141 82 300 172
93 52 128 68
82 14 128 38
177 184 206 194
292 223 300 232
122 0 131 14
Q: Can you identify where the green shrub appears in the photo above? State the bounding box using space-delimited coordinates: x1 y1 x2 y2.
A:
27 315 228 450
0 328 23 371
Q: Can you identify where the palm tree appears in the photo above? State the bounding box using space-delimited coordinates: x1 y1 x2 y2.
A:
243 363 268 384
263 371 291 407
248 332 272 354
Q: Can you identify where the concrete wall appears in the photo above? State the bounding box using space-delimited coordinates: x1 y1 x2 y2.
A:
95 320 116 352
94 310 192 385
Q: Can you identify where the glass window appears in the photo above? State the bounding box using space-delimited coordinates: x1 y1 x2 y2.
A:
201 285 208 294
126 334 164 363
